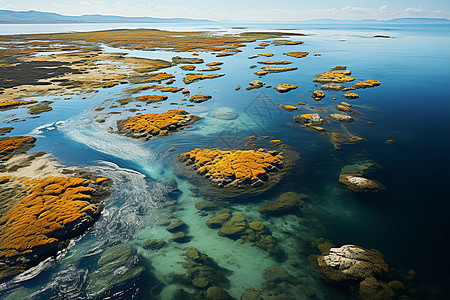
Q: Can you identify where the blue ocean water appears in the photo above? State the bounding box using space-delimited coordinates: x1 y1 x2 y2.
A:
0 22 449 299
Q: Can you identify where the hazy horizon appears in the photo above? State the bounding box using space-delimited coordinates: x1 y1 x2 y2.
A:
0 1 449 22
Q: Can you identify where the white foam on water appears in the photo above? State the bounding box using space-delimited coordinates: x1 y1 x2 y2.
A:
59 113 164 179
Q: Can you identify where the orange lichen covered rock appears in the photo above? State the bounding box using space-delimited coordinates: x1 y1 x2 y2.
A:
216 52 233 57
180 65 196 71
257 60 292 65
314 70 355 83
0 175 112 281
343 92 359 99
206 62 223 66
0 136 36 161
274 84 297 93
0 100 37 110
312 90 325 100
336 105 352 112
135 95 168 103
283 51 309 58
255 66 298 76
183 73 225 84
144 72 175 83
178 148 284 188
272 40 303 45
189 94 212 103
93 81 119 88
147 85 183 93
279 105 298 111
354 80 381 89
117 110 201 140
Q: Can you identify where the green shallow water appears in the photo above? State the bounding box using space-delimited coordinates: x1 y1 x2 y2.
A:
0 22 449 299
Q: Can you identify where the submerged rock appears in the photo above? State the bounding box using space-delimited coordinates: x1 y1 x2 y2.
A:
166 218 186 232
206 286 232 300
262 266 299 284
216 215 282 257
339 174 384 193
340 160 382 177
206 213 231 228
88 244 146 298
359 277 395 300
259 192 305 216
143 239 167 250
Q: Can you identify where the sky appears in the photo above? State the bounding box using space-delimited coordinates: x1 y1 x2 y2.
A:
1 0 449 21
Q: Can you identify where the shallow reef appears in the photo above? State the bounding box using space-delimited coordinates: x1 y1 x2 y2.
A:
117 110 201 140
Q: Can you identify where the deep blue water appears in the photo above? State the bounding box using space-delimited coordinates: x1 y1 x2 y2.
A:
0 22 449 299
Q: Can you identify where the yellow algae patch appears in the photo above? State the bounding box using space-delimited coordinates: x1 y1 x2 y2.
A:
144 72 175 83
336 105 351 112
117 110 200 140
180 65 196 71
0 100 38 110
135 95 168 103
314 70 355 83
354 80 381 89
255 66 298 76
284 51 309 58
147 85 183 93
206 62 223 66
312 90 325 100
0 136 36 161
183 73 225 84
178 148 284 188
93 81 120 88
343 92 359 99
274 84 298 93
272 40 303 45
216 52 233 57
257 60 292 65
0 177 96 259
279 105 298 111
127 85 154 93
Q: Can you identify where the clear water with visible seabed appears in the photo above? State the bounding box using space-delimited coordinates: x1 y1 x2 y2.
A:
0 21 449 299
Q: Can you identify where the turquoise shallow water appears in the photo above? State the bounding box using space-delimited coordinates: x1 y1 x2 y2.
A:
0 22 449 299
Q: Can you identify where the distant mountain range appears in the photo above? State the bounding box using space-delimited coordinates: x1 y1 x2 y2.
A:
0 10 449 24
0 9 213 23
302 18 450 24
